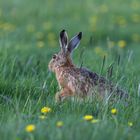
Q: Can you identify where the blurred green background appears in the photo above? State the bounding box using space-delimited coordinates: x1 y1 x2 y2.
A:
0 0 140 140
0 0 140 68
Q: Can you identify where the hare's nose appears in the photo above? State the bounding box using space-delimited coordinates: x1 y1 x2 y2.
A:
53 54 57 59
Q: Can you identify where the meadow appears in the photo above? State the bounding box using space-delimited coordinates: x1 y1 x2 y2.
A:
0 0 140 139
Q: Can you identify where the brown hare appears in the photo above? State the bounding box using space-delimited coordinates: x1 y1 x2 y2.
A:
48 30 128 102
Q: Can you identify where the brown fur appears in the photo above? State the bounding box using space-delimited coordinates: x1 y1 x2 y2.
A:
48 30 128 102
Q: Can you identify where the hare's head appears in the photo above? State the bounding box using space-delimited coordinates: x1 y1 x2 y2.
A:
48 30 82 72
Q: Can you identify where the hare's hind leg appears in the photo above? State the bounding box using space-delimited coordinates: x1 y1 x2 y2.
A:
55 88 73 102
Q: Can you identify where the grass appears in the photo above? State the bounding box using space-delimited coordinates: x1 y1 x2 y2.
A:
0 0 140 139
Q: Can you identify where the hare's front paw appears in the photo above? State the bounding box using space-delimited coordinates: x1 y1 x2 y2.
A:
55 88 73 103
55 92 62 103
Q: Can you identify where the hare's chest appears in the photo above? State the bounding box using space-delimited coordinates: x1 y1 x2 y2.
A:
56 70 69 87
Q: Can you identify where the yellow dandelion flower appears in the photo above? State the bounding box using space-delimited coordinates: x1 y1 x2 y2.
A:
26 24 35 32
116 16 127 27
94 47 107 57
49 40 57 47
131 2 140 10
43 22 52 30
37 41 45 48
47 32 57 47
94 47 103 54
89 16 98 31
39 115 47 120
83 115 93 121
128 122 133 127
100 4 109 13
47 32 56 41
2 23 15 31
111 108 117 115
89 16 98 25
118 40 127 48
119 19 127 26
35 32 44 39
131 14 140 23
25 124 36 132
56 121 64 128
91 119 99 123
131 33 140 42
41 106 51 114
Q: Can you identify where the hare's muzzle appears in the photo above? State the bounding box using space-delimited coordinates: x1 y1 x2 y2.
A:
48 60 55 72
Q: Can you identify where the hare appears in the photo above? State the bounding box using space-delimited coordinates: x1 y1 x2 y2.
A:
48 30 128 102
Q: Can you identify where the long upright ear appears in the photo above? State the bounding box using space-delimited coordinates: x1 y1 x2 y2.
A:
67 32 82 54
59 29 68 52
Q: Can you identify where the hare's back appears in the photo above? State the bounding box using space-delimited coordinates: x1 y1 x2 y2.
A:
79 67 108 85
65 67 110 97
64 67 108 86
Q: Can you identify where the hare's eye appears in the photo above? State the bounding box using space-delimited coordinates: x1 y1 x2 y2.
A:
52 54 57 59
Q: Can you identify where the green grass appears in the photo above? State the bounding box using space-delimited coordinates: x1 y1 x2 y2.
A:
0 0 140 139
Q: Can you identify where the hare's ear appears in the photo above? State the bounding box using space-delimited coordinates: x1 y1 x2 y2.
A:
59 29 68 52
67 32 82 53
